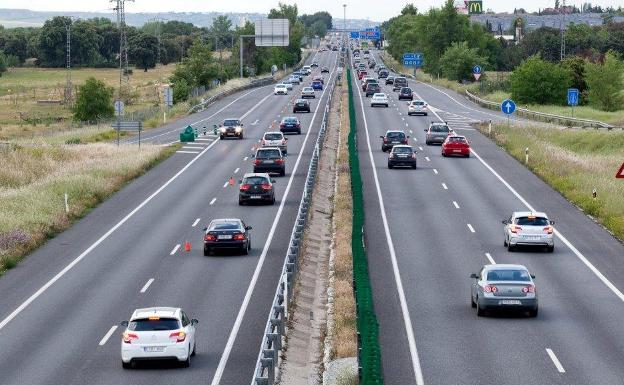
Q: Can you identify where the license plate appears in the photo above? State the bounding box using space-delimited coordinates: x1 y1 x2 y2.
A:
250 196 262 199
499 300 521 305
524 236 539 240
398 155 408 158
264 160 274 164
144 346 165 352
453 149 462 153
218 235 232 240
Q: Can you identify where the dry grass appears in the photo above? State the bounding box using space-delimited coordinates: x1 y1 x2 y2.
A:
479 123 624 240
331 75 357 359
0 142 175 273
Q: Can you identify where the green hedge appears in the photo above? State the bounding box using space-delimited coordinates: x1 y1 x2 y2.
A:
346 67 383 384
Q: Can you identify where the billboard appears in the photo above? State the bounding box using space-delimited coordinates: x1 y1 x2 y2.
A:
467 1 483 14
255 18 289 47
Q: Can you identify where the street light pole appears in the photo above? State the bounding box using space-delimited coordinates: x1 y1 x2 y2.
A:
343 4 347 44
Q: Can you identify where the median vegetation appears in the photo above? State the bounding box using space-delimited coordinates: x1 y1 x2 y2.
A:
480 123 624 241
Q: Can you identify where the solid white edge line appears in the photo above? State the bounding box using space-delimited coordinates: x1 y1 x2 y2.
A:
546 348 566 373
210 198 217 205
170 244 181 255
98 325 118 346
485 252 496 265
243 156 249 161
212 53 339 385
453 201 460 209
177 151 201 154
192 218 201 227
0 134 222 332
467 223 475 233
354 60 425 385
140 278 155 294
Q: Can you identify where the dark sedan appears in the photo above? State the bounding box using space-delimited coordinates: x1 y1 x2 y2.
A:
398 87 413 100
365 83 381 97
380 130 409 152
293 99 311 113
203 218 252 255
385 76 395 85
253 147 286 176
280 116 302 134
387 145 417 169
238 173 276 205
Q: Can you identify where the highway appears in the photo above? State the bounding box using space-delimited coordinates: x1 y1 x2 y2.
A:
0 50 338 385
351 50 624 385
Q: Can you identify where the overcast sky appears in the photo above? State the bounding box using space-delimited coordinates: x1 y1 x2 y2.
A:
2 0 622 21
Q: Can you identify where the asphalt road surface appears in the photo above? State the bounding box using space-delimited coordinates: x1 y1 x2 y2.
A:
0 50 338 385
351 50 624 385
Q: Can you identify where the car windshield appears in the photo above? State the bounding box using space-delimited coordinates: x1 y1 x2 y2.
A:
223 120 240 127
264 133 282 140
257 149 282 159
212 222 241 230
386 132 405 139
515 216 549 226
129 318 180 331
392 147 412 154
487 270 531 282
431 125 450 133
244 176 269 185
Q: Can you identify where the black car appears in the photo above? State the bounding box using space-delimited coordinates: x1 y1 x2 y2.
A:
398 87 413 100
321 66 330 73
311 62 319 67
388 145 417 169
393 77 408 91
378 69 389 79
280 116 302 134
365 83 381 97
238 173 276 205
293 99 311 113
219 118 244 139
380 130 409 152
203 218 252 255
253 147 286 176
385 76 395 85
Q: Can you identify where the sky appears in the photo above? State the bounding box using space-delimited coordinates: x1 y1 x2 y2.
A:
1 0 622 22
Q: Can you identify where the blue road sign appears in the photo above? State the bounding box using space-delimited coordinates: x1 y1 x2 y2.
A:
473 65 482 74
359 27 380 40
350 31 359 39
501 99 516 115
567 88 579 106
403 52 424 68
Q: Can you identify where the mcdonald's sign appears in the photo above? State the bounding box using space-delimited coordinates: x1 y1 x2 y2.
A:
468 0 483 14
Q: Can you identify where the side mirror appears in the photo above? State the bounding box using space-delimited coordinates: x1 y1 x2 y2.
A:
202 227 208 232
271 179 276 183
379 136 384 139
470 273 478 279
238 179 243 183
501 220 509 224
530 274 536 279
240 123 244 126
191 319 199 325
251 154 255 158
423 129 428 132
120 320 129 327
246 226 253 230
407 135 410 139
550 220 555 225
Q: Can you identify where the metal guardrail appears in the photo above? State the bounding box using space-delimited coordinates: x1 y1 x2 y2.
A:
250 75 336 385
465 90 616 130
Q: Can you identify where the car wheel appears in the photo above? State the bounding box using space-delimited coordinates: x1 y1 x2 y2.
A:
471 295 477 308
220 135 224 140
297 130 301 135
476 300 485 317
547 246 554 253
425 141 431 145
271 197 276 205
203 247 210 256
191 342 196 356
528 307 538 317
424 113 428 116
242 244 249 255
441 151 446 157
239 198 245 206
504 238 508 247
388 163 393 169
466 153 470 158
181 350 191 368
122 361 132 369
280 169 286 177
239 134 244 140
507 243 515 252
412 164 417 169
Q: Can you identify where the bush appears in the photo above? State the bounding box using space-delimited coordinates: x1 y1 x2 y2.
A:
72 77 115 122
439 42 488 82
0 51 7 76
172 78 190 103
585 52 624 112
510 55 571 105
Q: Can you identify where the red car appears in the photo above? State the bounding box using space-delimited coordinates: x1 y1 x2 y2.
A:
358 71 368 80
441 135 471 157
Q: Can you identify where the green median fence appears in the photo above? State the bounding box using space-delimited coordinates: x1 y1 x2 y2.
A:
346 67 384 385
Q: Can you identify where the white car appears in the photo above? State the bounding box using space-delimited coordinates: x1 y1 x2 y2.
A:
289 76 301 85
301 87 316 99
261 131 288 154
274 84 288 95
407 100 428 116
503 211 555 252
371 93 389 107
121 307 198 369
282 80 294 90
302 65 312 75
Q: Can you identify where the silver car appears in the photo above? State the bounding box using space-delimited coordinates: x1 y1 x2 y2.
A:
503 211 555 252
301 87 315 99
424 122 452 145
407 100 428 116
470 264 538 317
261 131 288 154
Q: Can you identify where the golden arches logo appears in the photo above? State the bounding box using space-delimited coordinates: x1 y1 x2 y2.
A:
468 1 483 14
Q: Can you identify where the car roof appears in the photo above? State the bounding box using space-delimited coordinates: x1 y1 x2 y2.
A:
373 93 386 97
210 218 243 225
302 87 314 90
223 118 240 122
483 264 529 271
276 84 287 87
263 131 284 136
430 121 448 126
385 130 406 134
131 307 180 320
513 211 548 218
391 145 413 150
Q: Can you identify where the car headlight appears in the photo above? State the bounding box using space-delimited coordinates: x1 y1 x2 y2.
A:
235 127 242 133
220 127 226 133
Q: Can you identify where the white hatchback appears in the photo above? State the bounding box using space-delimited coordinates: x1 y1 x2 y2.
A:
274 84 288 95
261 131 288 154
371 93 389 107
120 307 198 368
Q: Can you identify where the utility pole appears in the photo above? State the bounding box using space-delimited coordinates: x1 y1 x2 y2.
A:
111 0 134 145
343 4 347 44
560 0 566 60
65 21 72 106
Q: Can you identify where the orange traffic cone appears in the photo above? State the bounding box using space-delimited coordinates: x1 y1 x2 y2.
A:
229 176 235 186
184 241 191 252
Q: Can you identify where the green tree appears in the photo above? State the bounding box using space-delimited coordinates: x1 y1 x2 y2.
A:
585 52 624 111
561 56 588 100
169 39 220 102
72 77 114 121
0 51 7 76
401 4 418 15
519 27 561 62
38 16 71 67
129 33 159 71
309 20 328 37
172 77 190 103
439 41 488 81
210 15 233 50
510 55 571 104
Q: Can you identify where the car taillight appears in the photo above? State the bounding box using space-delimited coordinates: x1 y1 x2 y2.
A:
169 331 186 343
261 183 272 190
280 124 285 129
296 123 301 128
240 184 251 191
204 234 216 241
522 285 535 293
253 159 261 166
402 139 408 144
484 285 498 293
281 139 286 145
261 140 266 145
412 153 416 159
383 138 388 143
233 233 246 241
543 226 553 234
275 159 285 165
123 332 138 344
510 225 522 234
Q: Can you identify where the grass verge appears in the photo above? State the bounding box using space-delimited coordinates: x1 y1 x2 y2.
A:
478 123 624 240
0 142 177 274
331 73 357 360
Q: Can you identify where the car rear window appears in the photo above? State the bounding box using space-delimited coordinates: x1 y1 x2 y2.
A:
412 101 425 106
257 149 282 159
212 222 241 230
223 120 240 126
264 133 282 140
283 117 298 123
243 176 269 185
395 78 407 83
373 93 385 98
313 81 322 85
401 87 412 93
303 87 313 92
386 132 405 139
431 125 450 133
487 270 531 282
392 147 412 154
515 216 549 226
448 137 467 143
129 318 180 331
